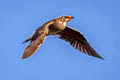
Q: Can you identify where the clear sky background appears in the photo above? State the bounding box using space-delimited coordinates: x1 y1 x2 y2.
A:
0 0 120 80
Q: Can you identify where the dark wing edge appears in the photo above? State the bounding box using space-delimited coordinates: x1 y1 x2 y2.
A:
57 27 104 60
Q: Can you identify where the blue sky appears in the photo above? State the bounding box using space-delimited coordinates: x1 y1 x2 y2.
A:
0 0 120 80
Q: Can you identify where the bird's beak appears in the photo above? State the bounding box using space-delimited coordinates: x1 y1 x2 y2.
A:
68 16 75 20
71 16 75 19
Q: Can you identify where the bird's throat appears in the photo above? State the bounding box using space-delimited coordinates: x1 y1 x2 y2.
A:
62 22 67 26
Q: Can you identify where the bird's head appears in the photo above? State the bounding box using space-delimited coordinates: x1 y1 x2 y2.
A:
57 16 74 26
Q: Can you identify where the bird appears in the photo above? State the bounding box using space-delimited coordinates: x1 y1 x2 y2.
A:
22 16 104 60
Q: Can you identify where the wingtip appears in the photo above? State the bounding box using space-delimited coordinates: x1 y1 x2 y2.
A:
99 57 104 60
21 54 30 59
21 41 26 44
21 55 27 59
97 56 104 60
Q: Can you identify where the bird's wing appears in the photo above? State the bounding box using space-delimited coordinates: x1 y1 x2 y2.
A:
22 21 54 59
57 27 104 59
22 31 47 59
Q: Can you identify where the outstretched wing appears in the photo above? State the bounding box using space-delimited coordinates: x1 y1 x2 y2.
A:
22 21 54 59
57 27 104 59
22 30 47 59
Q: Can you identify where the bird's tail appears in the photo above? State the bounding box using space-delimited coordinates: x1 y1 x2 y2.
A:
22 37 32 44
22 31 36 44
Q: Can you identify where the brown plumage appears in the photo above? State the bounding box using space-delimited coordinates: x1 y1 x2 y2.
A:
22 16 104 59
57 27 104 59
22 30 47 59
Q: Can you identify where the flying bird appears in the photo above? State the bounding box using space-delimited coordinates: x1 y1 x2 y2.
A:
22 16 104 59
